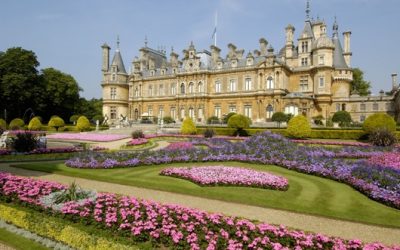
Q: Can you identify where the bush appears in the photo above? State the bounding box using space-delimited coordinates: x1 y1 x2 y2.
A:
227 114 251 136
223 112 236 124
0 119 6 130
48 116 65 131
332 111 352 127
368 128 397 147
271 112 287 127
203 128 215 138
207 116 220 124
92 115 103 124
287 115 311 139
69 115 80 125
131 130 145 139
27 117 42 130
312 115 324 126
181 118 197 135
76 116 91 132
363 113 396 134
9 118 25 130
163 116 175 124
11 132 38 152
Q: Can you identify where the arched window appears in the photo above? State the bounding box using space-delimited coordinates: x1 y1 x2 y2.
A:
189 107 195 119
180 83 185 94
198 82 203 93
134 87 139 97
215 81 221 93
171 83 176 95
188 82 194 93
266 105 274 119
159 84 164 96
284 105 299 116
148 85 153 96
266 77 274 89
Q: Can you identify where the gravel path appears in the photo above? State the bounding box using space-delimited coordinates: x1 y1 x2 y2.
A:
0 163 399 245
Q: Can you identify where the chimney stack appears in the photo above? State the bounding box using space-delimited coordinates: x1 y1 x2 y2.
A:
392 73 398 90
343 31 352 66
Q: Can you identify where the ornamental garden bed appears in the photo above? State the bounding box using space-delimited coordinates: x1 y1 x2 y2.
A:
46 133 129 142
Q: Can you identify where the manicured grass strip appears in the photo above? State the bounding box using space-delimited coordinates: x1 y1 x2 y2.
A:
0 227 49 250
0 153 77 162
14 162 400 228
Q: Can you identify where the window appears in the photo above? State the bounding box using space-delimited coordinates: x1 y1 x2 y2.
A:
188 82 194 93
198 82 204 93
336 103 341 112
244 105 252 118
301 58 308 66
319 77 325 88
266 77 274 89
180 83 185 94
319 56 325 65
189 108 195 119
198 108 204 119
148 107 153 116
360 103 366 111
360 115 366 122
266 105 274 119
215 80 221 93
284 105 299 116
229 79 237 92
148 85 153 96
111 74 116 81
229 106 236 113
159 107 164 117
180 108 185 119
110 106 117 119
171 83 176 95
110 87 117 100
214 106 221 118
170 107 176 120
244 78 252 91
386 102 392 111
134 87 139 97
372 103 379 111
301 41 308 53
300 76 308 91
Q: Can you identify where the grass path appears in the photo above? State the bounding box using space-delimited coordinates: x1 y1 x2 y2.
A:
1 163 400 245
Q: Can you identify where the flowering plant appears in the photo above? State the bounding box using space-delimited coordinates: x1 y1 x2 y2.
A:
126 138 148 146
47 133 128 142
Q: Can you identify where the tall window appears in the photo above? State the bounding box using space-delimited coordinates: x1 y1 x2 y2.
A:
180 108 185 119
336 103 341 112
319 56 325 65
198 82 204 93
214 106 221 118
229 79 237 92
360 115 366 122
171 83 176 95
244 78 252 91
110 87 117 99
360 103 366 111
300 76 308 91
301 41 308 53
180 83 185 94
372 103 379 111
134 87 139 97
110 106 117 119
170 107 176 120
198 108 204 119
266 105 274 119
266 77 274 89
188 82 194 93
148 85 153 96
244 105 252 118
159 107 164 117
189 107 195 119
148 107 153 116
319 77 325 88
229 106 236 113
284 105 298 116
301 58 308 66
159 84 164 96
215 81 221 93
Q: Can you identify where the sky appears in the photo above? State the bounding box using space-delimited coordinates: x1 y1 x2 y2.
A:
1 0 399 99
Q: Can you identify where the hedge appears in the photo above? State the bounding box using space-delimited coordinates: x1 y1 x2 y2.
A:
0 203 139 250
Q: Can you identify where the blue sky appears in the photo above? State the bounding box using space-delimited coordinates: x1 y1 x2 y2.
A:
1 0 399 99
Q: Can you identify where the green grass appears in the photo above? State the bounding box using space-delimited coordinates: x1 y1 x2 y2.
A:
0 153 77 162
0 227 49 250
14 162 400 228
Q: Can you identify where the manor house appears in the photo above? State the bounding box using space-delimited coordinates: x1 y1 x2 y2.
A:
101 8 398 125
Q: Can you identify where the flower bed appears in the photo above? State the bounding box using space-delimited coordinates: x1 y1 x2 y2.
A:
145 133 245 140
47 133 128 142
165 141 194 151
126 138 148 146
0 146 106 156
160 166 288 190
368 152 400 170
292 139 371 147
0 173 398 250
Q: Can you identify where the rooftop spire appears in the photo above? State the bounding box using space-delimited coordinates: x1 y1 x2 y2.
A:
306 0 310 20
333 16 339 37
144 35 148 47
116 35 120 50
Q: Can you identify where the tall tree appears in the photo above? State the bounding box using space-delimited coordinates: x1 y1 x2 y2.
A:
351 68 371 96
75 98 103 122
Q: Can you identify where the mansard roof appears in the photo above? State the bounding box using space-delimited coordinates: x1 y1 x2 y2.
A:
110 49 127 74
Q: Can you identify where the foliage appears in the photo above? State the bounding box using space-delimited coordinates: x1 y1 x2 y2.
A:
11 132 38 152
163 116 175 124
92 114 104 124
351 68 371 96
75 98 103 123
203 128 215 138
48 116 65 131
312 115 324 125
76 116 91 132
368 128 397 147
223 112 236 124
69 115 80 124
0 118 6 130
332 111 352 127
181 117 197 135
9 118 25 130
286 115 311 139
131 130 145 139
227 114 251 136
363 113 396 134
52 181 91 204
271 112 287 127
28 117 42 130
207 116 220 124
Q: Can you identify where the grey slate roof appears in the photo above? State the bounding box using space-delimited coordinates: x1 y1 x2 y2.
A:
110 49 127 74
300 20 314 39
332 35 348 69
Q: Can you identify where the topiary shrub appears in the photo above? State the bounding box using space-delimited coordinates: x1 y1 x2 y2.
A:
76 116 91 132
363 113 396 134
227 114 251 136
48 116 65 131
332 111 352 127
11 132 38 152
368 128 397 147
287 115 311 139
207 116 220 124
69 115 80 125
312 115 324 126
223 112 236 124
163 116 175 124
203 128 215 138
28 117 42 130
9 118 25 130
181 118 197 135
0 119 6 130
271 112 287 128
131 130 144 139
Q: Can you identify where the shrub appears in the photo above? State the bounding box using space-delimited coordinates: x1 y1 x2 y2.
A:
312 115 324 125
271 112 287 127
287 115 311 139
227 114 251 136
131 130 144 139
223 112 236 124
27 117 42 130
207 116 220 124
181 118 197 135
48 116 65 131
363 113 396 134
92 115 103 124
368 128 397 147
332 111 352 127
76 116 91 132
9 118 25 130
69 115 80 125
163 116 175 124
203 128 215 138
0 119 6 130
11 132 38 152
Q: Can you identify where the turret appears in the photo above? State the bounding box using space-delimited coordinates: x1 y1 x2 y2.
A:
101 43 110 72
343 31 352 67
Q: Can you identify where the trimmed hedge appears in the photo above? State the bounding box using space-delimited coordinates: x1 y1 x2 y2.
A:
181 118 197 135
363 113 396 134
76 116 91 132
28 117 42 131
0 119 6 130
9 118 25 130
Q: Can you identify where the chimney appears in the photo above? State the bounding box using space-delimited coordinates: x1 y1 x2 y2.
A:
101 43 110 72
392 73 398 90
259 38 268 56
210 45 221 64
227 43 237 60
343 31 352 66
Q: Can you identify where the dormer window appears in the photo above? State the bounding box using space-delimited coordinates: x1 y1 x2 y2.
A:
217 62 223 69
161 69 165 75
111 73 116 81
246 58 253 66
112 66 117 72
301 41 308 53
231 60 237 68
319 56 325 65
150 70 155 76
301 58 308 66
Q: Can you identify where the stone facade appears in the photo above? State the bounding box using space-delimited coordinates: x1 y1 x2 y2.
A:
101 12 398 125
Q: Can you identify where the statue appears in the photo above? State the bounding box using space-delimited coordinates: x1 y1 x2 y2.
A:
102 115 109 125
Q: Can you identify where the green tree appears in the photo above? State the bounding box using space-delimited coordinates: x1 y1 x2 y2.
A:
351 68 371 96
287 115 311 139
223 112 236 124
181 118 197 135
48 116 65 131
363 113 396 134
75 98 103 122
76 116 91 132
227 114 251 136
28 117 42 130
271 112 287 128
332 111 352 127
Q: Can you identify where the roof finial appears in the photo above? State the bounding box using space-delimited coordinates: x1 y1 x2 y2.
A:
171 46 174 53
117 35 120 49
306 0 310 20
333 16 339 37
144 35 148 47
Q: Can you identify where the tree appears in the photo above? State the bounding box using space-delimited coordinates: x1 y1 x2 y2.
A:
76 116 91 131
227 114 251 136
351 68 371 96
75 98 103 122
363 113 396 134
271 112 287 128
223 112 236 124
28 117 42 130
332 111 352 127
287 115 311 139
48 116 65 131
181 118 197 135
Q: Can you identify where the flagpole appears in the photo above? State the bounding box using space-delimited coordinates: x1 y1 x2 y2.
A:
214 11 218 47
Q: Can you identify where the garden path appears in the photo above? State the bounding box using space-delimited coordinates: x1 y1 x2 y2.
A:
0 163 399 245
0 243 15 250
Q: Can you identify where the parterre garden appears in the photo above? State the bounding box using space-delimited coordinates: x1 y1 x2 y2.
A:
0 114 400 249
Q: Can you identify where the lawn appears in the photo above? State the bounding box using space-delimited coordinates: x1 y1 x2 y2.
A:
14 161 400 228
0 227 49 250
0 153 76 162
